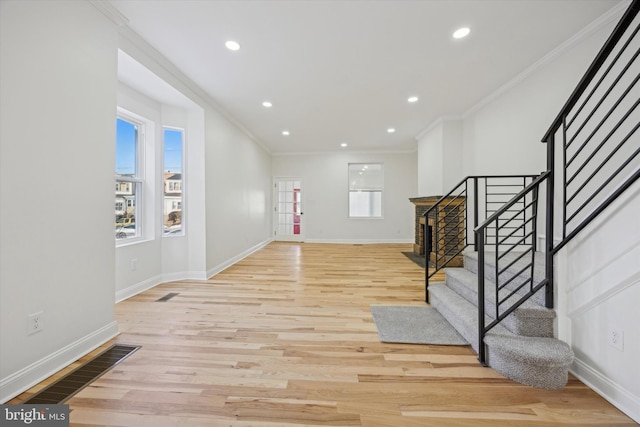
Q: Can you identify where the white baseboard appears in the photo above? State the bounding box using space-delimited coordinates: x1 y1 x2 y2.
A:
116 270 208 303
304 238 414 244
207 238 273 278
115 274 163 303
0 321 119 403
161 270 208 283
571 357 640 424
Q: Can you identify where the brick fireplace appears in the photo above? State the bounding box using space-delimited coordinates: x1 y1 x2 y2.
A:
409 196 465 267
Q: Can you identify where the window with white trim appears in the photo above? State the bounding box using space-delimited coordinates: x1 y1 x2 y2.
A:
163 127 184 235
348 163 383 218
115 116 143 240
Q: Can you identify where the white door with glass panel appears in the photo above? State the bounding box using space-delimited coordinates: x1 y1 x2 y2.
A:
274 178 303 241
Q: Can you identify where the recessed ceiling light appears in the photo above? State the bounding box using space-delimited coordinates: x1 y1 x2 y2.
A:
453 27 470 39
387 128 396 133
262 101 273 108
341 142 348 148
407 96 419 103
225 40 240 51
282 130 290 136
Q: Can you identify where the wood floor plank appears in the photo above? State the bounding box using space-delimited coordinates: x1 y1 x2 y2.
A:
9 242 636 425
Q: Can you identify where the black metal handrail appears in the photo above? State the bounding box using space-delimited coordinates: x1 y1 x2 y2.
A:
423 175 538 303
542 0 640 256
474 171 550 365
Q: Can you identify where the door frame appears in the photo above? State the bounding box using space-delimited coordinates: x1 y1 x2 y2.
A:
273 177 304 242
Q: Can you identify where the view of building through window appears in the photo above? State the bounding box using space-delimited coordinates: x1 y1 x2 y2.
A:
115 117 141 239
163 128 184 235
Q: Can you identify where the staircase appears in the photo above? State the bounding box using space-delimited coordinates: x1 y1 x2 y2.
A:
423 0 640 390
429 251 573 389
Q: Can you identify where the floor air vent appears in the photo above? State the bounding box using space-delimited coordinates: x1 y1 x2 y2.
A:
22 344 140 404
156 292 179 302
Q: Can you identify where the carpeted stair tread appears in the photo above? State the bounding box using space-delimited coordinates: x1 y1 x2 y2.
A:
463 251 546 306
429 282 573 389
444 267 551 312
444 267 554 337
429 282 515 350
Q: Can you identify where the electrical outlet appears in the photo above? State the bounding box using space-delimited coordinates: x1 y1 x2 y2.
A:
130 259 137 271
608 329 624 352
28 311 44 335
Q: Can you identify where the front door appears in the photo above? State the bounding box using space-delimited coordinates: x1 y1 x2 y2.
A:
274 178 303 242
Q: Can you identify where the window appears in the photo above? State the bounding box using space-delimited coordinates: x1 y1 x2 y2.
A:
115 116 143 240
348 163 383 218
163 128 184 235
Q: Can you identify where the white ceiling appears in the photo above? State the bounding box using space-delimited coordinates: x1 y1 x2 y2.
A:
109 0 622 154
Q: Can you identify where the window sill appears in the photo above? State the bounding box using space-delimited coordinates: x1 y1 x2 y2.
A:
115 236 153 248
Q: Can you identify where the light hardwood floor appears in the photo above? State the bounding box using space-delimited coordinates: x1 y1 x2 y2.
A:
10 242 637 426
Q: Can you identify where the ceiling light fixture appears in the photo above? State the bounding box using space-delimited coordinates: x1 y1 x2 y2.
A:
341 142 348 148
282 130 290 136
387 128 396 133
407 96 419 103
262 101 273 108
453 27 470 39
225 40 240 51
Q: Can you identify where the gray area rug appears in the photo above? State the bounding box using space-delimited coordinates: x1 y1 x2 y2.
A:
371 305 468 345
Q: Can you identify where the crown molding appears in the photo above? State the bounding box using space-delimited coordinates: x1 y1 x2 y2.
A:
89 0 129 27
116 26 272 155
462 0 630 119
415 115 463 141
272 148 417 156
413 0 630 141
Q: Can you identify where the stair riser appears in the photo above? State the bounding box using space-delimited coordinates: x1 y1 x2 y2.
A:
463 253 546 306
488 351 569 389
445 272 553 337
429 290 480 353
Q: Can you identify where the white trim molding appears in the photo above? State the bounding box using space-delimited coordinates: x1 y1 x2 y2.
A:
115 274 163 303
304 238 414 244
89 0 129 26
0 322 119 403
571 358 640 424
207 238 273 279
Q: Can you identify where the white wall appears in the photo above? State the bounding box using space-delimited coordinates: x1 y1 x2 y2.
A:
205 110 273 275
461 22 617 176
417 119 463 196
442 121 463 190
0 1 119 401
557 182 640 422
417 123 444 196
273 152 416 242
